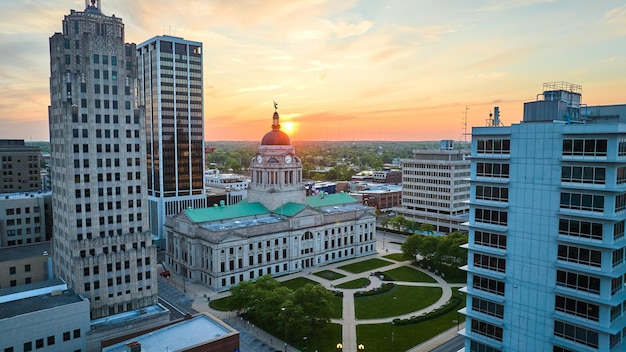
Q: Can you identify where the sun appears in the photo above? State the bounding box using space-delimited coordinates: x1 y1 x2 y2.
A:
282 121 294 133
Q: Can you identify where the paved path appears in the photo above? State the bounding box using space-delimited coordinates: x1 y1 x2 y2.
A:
161 240 465 352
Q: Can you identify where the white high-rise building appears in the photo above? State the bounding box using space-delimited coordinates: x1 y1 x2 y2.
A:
48 0 157 319
463 82 626 351
137 36 206 248
396 142 471 234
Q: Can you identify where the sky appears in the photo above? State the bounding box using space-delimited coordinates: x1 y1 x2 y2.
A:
1 0 625 142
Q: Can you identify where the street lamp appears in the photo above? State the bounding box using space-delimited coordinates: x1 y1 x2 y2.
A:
282 307 287 352
303 336 308 351
358 344 365 350
336 343 342 350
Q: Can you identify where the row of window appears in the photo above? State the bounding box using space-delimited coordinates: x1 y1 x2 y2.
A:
475 185 508 202
79 242 147 258
562 139 607 157
560 192 604 212
474 208 508 226
5 207 40 215
473 275 505 296
558 218 603 240
555 294 599 321
476 162 509 178
474 253 506 273
556 269 600 294
477 139 511 154
472 297 504 319
554 320 598 348
5 329 81 352
471 318 503 342
557 244 602 267
474 231 507 250
561 165 605 184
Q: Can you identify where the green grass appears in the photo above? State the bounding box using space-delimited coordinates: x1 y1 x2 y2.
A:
209 296 232 311
330 295 343 319
383 266 437 283
336 278 371 289
338 258 394 274
314 270 346 281
291 323 342 352
355 285 442 319
383 253 406 262
280 277 319 290
356 288 466 352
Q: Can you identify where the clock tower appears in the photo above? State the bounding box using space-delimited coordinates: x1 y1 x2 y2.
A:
247 106 305 209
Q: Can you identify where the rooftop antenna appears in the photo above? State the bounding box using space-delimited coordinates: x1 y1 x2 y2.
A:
462 105 470 143
487 106 504 127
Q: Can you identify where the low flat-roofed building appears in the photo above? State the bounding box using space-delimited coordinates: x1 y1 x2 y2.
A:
102 313 239 352
0 191 52 247
0 241 51 288
0 279 90 352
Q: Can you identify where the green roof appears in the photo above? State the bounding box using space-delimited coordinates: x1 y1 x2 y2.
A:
274 202 306 217
184 202 270 223
306 192 358 208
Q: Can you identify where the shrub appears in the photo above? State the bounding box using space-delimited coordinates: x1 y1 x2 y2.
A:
392 296 463 325
354 283 395 297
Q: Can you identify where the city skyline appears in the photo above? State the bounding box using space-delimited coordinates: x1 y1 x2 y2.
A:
1 0 626 142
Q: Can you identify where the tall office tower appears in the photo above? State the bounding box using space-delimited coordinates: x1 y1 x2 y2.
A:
464 82 626 351
0 139 42 194
48 1 157 319
395 140 471 234
137 36 206 248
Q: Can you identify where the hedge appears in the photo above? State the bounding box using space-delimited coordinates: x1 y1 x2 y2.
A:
392 295 463 325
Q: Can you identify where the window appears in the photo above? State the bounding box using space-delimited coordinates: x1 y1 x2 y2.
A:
63 331 70 341
558 218 603 240
474 208 508 226
471 318 503 341
557 244 602 267
35 339 43 349
556 269 600 293
73 329 81 338
23 342 32 352
474 253 506 273
477 139 510 154
554 320 598 348
476 162 509 178
474 231 507 250
47 336 55 346
561 165 605 184
560 192 604 212
93 54 99 64
562 138 607 157
472 297 504 319
555 295 599 321
9 266 16 275
475 185 508 202
472 275 505 296
616 193 626 212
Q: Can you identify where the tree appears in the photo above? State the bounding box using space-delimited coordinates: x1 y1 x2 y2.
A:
401 234 422 262
419 223 435 234
228 280 255 314
293 284 335 335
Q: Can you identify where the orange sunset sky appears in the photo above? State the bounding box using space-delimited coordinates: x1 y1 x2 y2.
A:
1 0 625 142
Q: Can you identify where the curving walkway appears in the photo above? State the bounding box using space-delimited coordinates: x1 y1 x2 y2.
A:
167 242 463 352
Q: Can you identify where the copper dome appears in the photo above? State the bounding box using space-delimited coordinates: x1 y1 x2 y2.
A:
261 111 291 145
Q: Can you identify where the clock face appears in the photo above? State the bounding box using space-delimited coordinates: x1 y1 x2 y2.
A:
285 155 293 164
256 155 263 163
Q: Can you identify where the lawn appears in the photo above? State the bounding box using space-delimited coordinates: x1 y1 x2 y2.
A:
338 258 394 274
355 285 442 319
383 253 406 262
280 277 319 290
314 270 346 281
330 295 343 319
290 323 342 352
208 296 232 311
336 278 370 289
356 288 466 351
383 266 437 283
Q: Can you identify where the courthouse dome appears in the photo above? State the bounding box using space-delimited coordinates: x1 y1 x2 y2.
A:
261 111 291 145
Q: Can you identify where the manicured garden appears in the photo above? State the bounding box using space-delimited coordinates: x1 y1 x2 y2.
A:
383 253 406 262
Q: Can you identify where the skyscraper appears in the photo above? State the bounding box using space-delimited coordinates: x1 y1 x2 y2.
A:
48 0 157 319
463 82 626 351
137 35 206 247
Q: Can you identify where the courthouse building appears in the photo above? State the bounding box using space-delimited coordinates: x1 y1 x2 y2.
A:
164 108 377 291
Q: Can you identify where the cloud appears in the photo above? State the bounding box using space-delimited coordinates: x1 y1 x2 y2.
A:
238 85 282 93
475 0 556 13
604 5 626 35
